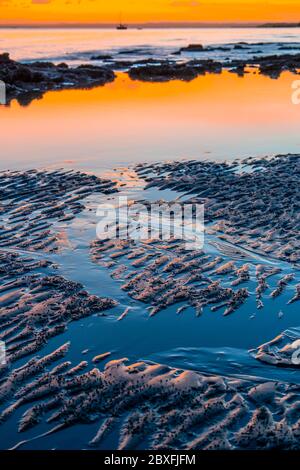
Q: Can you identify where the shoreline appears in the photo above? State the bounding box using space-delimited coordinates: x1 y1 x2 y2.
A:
2 41 300 104
0 53 300 106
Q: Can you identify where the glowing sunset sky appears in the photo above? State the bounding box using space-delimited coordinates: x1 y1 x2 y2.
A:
0 0 299 25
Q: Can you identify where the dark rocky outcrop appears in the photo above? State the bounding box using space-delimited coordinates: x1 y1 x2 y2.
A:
90 54 113 61
248 53 300 78
126 52 300 82
178 43 204 53
0 53 115 105
128 60 222 82
2 49 300 104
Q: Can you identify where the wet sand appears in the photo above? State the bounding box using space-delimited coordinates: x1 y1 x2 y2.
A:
0 156 299 450
3 353 300 451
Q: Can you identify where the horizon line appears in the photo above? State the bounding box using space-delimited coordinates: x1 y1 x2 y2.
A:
0 21 300 29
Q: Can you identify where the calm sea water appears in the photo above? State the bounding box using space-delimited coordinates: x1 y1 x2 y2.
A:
0 71 299 171
1 27 299 170
1 27 300 63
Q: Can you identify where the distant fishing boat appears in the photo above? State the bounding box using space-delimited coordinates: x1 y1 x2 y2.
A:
117 13 128 30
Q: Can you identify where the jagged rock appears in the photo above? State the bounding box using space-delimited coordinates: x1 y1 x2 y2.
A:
0 53 115 105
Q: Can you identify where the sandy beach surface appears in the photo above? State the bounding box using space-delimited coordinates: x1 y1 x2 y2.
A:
0 28 300 450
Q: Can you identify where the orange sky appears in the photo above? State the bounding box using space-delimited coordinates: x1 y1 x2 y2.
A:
0 0 300 25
